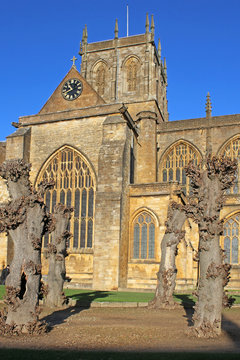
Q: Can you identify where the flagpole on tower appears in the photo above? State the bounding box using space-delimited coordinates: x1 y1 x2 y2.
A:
127 4 129 37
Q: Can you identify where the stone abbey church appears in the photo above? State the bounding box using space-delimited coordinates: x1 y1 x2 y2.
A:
1 16 240 290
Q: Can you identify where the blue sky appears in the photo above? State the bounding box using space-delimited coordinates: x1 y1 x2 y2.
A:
0 0 240 140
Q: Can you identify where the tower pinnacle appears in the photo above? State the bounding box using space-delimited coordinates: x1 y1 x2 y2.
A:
158 38 161 59
82 24 88 44
150 14 155 39
114 19 119 39
82 27 85 44
164 57 167 74
84 24 88 42
145 13 149 33
205 92 212 119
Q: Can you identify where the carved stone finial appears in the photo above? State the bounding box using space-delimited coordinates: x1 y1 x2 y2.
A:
82 24 88 44
79 41 83 56
82 27 86 43
158 38 161 59
205 92 212 119
85 24 88 42
164 57 167 69
114 18 119 39
150 14 155 38
71 56 77 68
164 57 167 77
145 13 149 33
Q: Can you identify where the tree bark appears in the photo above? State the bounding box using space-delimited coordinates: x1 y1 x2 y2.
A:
45 204 72 308
149 203 186 309
185 156 237 338
0 160 50 335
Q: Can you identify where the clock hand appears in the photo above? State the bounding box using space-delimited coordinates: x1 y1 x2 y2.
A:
63 86 73 94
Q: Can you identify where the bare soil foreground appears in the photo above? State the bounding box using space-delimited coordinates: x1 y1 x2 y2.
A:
0 305 240 357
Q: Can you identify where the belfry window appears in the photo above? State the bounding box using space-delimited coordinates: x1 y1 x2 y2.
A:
96 64 106 96
132 212 155 260
222 214 240 264
160 141 201 195
126 58 137 92
36 146 95 250
220 136 240 194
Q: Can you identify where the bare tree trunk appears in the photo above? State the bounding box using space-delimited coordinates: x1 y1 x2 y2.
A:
149 203 186 309
45 204 72 308
0 160 50 335
185 156 237 338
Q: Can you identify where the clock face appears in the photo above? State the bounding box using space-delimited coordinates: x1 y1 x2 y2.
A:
61 79 83 101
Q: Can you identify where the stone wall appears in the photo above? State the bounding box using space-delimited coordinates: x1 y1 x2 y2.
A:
0 142 6 164
93 115 132 290
157 114 240 289
4 104 136 289
127 182 199 290
0 142 8 272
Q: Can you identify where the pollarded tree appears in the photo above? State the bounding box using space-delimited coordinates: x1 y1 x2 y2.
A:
149 201 186 309
44 203 73 308
0 159 51 335
185 155 237 338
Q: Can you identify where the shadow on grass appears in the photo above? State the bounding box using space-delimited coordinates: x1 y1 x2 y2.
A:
174 294 195 327
42 291 108 330
0 349 239 360
66 290 109 306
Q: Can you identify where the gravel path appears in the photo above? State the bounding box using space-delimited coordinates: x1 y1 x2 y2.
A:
0 306 240 353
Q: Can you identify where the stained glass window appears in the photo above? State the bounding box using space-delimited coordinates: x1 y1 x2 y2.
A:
132 212 156 260
36 146 95 250
159 141 201 195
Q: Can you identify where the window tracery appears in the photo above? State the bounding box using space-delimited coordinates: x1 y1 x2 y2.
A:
36 146 95 250
222 214 240 264
220 136 240 194
126 58 138 92
131 211 156 260
96 64 106 96
159 141 201 195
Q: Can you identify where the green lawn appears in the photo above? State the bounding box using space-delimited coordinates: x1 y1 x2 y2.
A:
64 289 240 306
0 284 5 299
64 288 155 303
63 288 198 305
0 285 239 306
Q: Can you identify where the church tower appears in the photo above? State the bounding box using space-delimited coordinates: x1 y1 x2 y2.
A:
79 14 169 122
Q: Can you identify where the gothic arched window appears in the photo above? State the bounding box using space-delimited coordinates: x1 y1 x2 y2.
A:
159 141 201 195
220 136 240 194
96 64 106 96
222 214 240 264
131 211 156 260
126 58 138 92
36 146 95 250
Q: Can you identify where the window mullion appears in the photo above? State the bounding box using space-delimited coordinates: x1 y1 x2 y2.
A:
37 148 95 251
86 189 89 247
147 223 149 259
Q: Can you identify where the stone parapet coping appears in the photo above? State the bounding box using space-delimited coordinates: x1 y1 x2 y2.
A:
1 299 240 308
85 301 148 308
66 299 240 309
